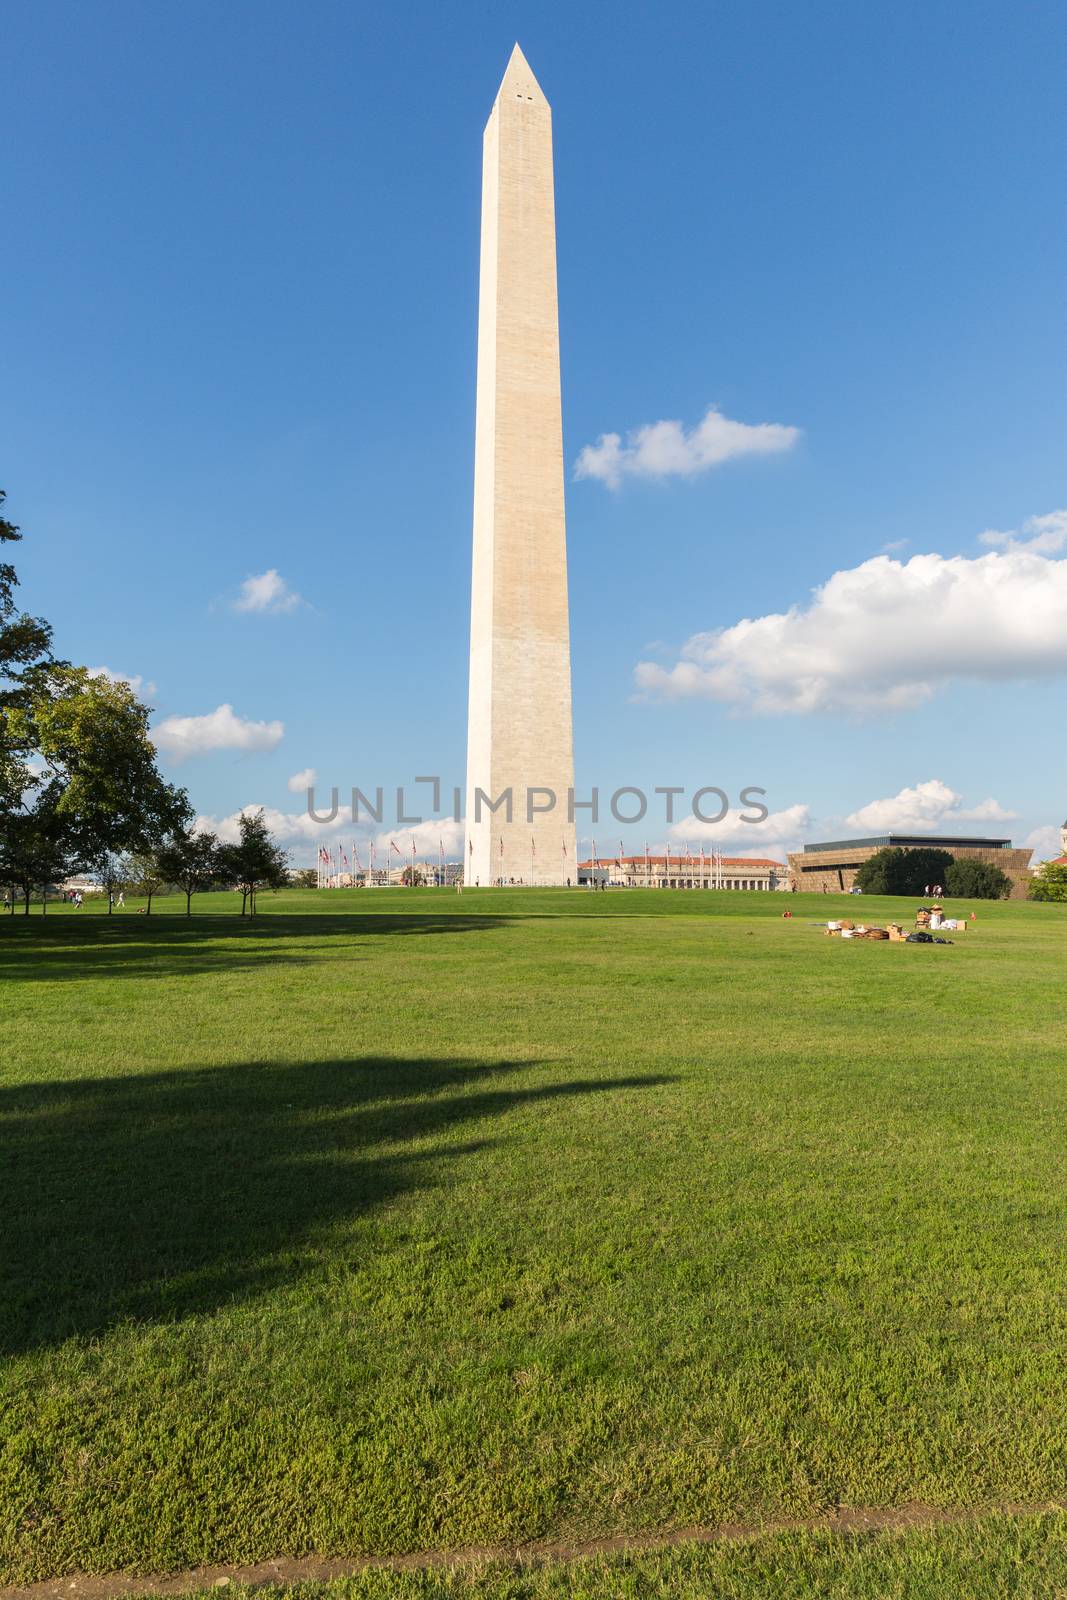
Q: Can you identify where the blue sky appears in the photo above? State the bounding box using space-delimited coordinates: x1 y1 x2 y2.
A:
5 0 1066 863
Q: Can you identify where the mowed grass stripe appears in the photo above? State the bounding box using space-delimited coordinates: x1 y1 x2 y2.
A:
1 890 1065 1582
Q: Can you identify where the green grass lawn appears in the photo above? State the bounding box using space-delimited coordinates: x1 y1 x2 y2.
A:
2 887 1066 1592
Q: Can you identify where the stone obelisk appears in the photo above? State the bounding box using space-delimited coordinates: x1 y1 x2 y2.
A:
464 44 577 888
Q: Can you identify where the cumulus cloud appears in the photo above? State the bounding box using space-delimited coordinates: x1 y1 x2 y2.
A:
575 405 800 489
193 806 465 864
669 802 812 859
154 704 284 761
375 817 464 859
636 531 1067 715
87 665 157 698
978 508 1067 555
194 804 331 847
232 569 303 614
287 767 317 794
845 779 1017 835
1024 825 1065 863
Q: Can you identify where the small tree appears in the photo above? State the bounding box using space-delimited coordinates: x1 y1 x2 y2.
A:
96 851 129 914
126 850 166 914
156 828 221 915
1029 861 1067 904
289 867 317 889
400 865 425 887
218 810 288 916
944 858 1012 900
0 803 74 915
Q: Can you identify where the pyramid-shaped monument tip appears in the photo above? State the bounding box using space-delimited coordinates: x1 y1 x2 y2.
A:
496 42 548 106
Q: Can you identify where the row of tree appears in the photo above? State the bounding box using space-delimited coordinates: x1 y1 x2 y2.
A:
79 811 289 917
1 491 287 914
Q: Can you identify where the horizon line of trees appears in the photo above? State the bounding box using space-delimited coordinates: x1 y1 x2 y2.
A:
1 490 288 916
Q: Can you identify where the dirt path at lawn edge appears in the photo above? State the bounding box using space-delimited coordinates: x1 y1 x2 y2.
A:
5 1500 1067 1600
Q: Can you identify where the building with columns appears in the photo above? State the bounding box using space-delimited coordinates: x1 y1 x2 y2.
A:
578 855 789 890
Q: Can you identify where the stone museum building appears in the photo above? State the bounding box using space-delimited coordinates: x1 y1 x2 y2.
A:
787 834 1034 897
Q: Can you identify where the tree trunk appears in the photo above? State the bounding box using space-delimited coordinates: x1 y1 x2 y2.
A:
186 887 192 916
23 884 31 915
42 889 47 915
240 887 247 916
146 890 153 915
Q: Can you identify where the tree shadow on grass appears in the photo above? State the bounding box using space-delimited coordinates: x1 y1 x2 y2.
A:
0 1056 669 1355
0 914 513 983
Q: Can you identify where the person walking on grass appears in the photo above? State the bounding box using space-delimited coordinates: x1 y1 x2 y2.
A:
117 890 125 908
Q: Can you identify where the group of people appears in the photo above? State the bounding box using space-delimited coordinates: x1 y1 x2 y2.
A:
924 884 945 897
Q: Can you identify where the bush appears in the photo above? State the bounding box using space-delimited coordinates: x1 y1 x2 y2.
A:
1029 861 1067 903
944 858 1013 900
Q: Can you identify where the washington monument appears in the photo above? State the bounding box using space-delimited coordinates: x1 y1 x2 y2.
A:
464 45 577 887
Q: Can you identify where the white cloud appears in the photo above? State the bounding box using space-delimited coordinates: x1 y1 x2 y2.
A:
978 509 1067 555
194 804 328 847
575 405 800 489
845 779 1017 835
287 767 317 794
636 531 1067 715
87 665 157 698
192 806 465 864
669 803 812 860
375 817 464 860
232 569 303 614
154 703 284 761
1025 825 1065 863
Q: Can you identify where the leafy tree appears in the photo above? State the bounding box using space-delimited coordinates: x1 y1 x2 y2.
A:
400 865 425 887
125 850 166 914
9 665 190 870
1029 861 1067 904
156 828 221 915
854 846 954 897
0 801 75 915
944 858 1012 900
2 501 188 902
289 867 318 889
218 810 288 916
0 491 55 818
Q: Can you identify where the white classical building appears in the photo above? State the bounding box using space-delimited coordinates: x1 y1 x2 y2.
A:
578 854 789 890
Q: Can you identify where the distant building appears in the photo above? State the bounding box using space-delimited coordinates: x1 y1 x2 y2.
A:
787 835 1034 897
324 863 463 888
59 875 104 895
578 855 789 890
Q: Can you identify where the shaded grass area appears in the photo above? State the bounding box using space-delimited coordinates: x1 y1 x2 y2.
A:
2 890 1066 1584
